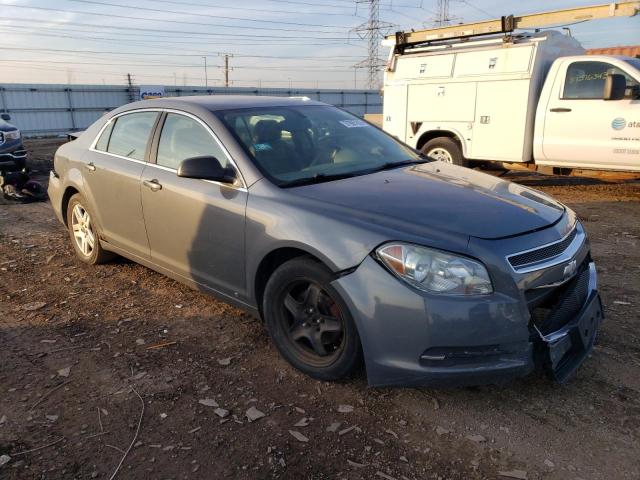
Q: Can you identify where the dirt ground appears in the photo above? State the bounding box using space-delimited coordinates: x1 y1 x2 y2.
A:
1 139 639 480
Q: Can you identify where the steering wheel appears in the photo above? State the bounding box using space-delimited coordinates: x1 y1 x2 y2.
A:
309 135 341 167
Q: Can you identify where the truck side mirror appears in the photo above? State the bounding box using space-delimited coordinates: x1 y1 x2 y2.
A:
603 74 626 100
0 113 10 121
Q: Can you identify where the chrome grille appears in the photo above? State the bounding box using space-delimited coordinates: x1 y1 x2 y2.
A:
508 227 577 269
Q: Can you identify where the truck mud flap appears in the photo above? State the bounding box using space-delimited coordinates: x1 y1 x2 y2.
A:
539 291 603 383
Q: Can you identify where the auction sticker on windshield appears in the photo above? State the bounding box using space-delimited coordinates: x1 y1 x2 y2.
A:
340 119 368 128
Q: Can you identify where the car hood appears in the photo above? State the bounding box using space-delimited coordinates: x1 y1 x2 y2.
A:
289 162 565 240
0 120 17 132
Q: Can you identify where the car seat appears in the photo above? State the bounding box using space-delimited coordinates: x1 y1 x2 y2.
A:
253 120 301 175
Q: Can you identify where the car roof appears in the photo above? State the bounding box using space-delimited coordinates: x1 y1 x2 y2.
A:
121 95 326 112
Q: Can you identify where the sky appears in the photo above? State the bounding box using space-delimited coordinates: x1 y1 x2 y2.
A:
0 0 638 88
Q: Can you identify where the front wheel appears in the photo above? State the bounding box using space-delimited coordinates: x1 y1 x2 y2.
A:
421 137 468 167
263 258 363 381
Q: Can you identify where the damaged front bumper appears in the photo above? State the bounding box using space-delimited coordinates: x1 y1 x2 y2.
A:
536 262 602 383
332 255 602 388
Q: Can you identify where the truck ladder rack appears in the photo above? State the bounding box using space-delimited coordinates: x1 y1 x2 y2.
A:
389 1 640 53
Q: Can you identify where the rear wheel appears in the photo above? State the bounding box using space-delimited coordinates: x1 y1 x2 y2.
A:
66 193 113 264
421 137 468 167
263 257 362 381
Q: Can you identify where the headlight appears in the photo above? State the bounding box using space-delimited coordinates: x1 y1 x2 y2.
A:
4 130 20 140
376 243 493 295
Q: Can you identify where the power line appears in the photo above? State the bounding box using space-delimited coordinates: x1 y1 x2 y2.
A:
0 17 362 43
0 3 353 35
259 0 360 8
456 0 495 19
0 46 366 61
0 25 358 48
1 62 218 81
0 58 360 72
147 0 365 17
2 61 360 88
67 0 355 29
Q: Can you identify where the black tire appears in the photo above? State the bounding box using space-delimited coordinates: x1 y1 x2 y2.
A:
66 193 114 265
263 257 363 381
421 137 468 167
13 158 26 171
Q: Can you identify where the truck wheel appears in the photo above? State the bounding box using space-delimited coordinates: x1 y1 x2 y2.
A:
422 137 468 167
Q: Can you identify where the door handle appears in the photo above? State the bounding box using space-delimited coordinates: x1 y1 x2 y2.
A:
85 162 96 172
143 179 162 192
549 107 572 112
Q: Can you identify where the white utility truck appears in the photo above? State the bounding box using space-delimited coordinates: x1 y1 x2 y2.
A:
382 2 640 172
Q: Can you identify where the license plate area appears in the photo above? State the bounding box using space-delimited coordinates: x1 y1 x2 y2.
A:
541 292 603 383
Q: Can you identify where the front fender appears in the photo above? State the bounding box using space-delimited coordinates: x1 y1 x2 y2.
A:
244 179 470 304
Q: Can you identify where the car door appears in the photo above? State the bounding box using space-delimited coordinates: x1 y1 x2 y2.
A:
542 59 640 170
83 110 160 259
140 111 248 300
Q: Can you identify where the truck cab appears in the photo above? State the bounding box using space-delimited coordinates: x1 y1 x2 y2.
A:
0 113 27 170
535 55 640 171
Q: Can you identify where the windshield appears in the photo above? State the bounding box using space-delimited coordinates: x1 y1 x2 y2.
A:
216 105 424 187
623 57 640 73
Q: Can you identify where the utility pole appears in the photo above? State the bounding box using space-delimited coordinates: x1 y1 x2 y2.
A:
221 54 233 87
353 0 394 90
126 73 135 102
203 56 208 88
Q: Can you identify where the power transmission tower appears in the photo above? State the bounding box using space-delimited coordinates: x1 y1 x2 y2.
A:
353 0 394 90
426 0 460 27
435 0 451 26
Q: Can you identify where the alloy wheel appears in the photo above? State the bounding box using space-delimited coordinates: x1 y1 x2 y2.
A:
279 280 346 366
71 203 95 257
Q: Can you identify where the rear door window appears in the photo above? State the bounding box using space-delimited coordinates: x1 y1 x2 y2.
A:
107 112 158 161
94 120 114 152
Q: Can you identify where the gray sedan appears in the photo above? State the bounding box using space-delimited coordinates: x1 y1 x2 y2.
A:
48 96 603 387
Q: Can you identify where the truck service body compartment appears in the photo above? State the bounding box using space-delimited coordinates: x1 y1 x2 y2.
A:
383 32 584 163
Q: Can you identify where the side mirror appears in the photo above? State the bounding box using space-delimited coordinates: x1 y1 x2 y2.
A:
1 113 10 121
177 155 236 183
604 73 626 100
